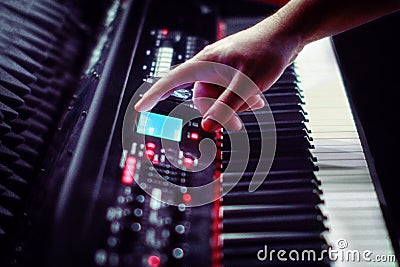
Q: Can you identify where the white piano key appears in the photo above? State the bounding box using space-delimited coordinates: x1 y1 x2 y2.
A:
313 145 363 153
297 38 397 267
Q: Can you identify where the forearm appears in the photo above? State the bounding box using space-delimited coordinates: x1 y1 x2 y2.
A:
264 0 400 48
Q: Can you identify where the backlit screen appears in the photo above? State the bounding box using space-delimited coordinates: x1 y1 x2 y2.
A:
136 112 183 142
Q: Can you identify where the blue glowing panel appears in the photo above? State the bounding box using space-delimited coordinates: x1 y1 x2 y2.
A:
136 112 183 142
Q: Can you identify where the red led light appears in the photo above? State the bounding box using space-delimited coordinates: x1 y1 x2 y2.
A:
146 150 155 160
121 156 136 185
147 255 161 267
182 193 192 203
122 172 134 185
190 132 199 140
146 142 156 150
183 157 194 168
161 29 168 35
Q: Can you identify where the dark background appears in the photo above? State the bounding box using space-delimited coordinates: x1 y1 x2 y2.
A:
333 11 400 249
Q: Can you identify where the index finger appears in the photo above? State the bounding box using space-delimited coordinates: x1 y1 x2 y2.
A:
134 60 235 112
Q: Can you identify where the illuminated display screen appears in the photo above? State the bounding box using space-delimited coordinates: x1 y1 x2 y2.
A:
136 112 183 142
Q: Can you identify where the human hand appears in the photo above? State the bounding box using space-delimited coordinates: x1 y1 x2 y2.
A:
134 17 303 132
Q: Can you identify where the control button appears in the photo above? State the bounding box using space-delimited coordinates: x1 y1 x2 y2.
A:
175 224 185 234
131 222 141 232
147 255 161 267
110 221 121 234
134 208 143 217
136 195 145 203
109 253 119 266
161 28 168 36
183 157 194 168
94 250 107 266
182 193 192 204
107 236 118 247
150 188 162 210
146 150 155 160
146 142 156 150
121 156 136 185
178 204 186 212
189 132 199 140
172 248 184 259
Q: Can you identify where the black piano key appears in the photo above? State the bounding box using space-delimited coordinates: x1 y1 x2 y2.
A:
222 188 322 205
223 213 326 232
223 156 317 173
265 92 304 105
224 178 319 192
239 110 307 124
268 84 301 94
222 231 323 247
223 170 320 184
222 204 321 218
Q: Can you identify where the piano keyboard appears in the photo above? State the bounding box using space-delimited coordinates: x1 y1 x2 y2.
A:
297 38 398 267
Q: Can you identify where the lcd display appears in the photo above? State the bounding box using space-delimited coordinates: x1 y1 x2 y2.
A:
136 112 183 142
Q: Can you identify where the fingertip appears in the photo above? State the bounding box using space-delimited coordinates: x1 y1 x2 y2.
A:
134 99 154 112
201 115 220 132
134 101 145 112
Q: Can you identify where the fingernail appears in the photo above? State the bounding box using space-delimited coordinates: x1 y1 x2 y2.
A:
134 101 142 111
134 99 152 112
202 115 219 132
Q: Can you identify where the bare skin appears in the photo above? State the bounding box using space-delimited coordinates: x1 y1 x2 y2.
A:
135 0 400 132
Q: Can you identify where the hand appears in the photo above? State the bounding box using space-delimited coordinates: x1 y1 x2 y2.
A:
134 16 303 132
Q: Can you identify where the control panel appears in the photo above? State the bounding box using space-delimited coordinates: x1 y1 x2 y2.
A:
93 28 221 267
